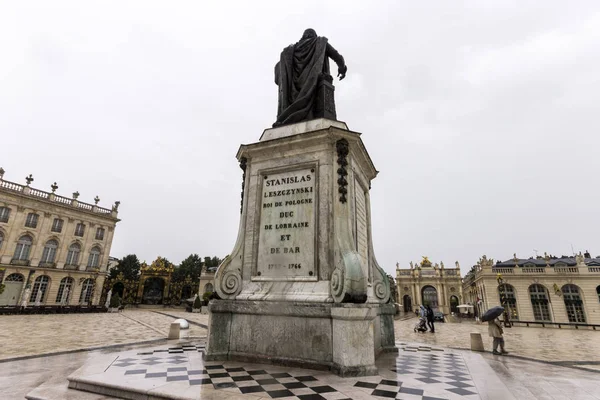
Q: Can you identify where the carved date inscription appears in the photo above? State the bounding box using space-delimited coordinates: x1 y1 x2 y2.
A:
257 168 315 278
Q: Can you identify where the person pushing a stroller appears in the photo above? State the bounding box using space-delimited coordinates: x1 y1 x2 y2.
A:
414 305 428 333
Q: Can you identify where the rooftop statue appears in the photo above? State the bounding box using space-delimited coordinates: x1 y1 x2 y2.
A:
273 29 347 127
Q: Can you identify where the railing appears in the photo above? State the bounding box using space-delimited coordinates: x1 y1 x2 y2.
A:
0 178 117 217
492 268 514 274
511 320 599 330
78 202 93 211
38 262 57 268
477 266 597 278
0 180 24 192
398 270 412 276
522 267 545 273
555 267 578 274
29 188 49 199
10 259 30 266
63 264 80 270
54 194 72 205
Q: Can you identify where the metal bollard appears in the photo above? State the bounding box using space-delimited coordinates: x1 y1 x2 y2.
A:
470 332 484 352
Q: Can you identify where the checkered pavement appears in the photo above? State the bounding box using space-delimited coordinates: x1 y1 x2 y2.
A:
112 341 480 399
122 363 350 399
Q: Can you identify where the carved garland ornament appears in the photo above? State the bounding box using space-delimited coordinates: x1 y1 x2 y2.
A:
239 157 247 214
336 139 349 203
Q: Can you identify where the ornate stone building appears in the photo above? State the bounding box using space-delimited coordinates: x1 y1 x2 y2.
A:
198 265 216 295
463 253 600 325
0 168 120 306
395 256 464 315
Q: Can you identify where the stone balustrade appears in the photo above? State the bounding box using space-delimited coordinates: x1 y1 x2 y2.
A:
0 177 117 218
481 265 595 277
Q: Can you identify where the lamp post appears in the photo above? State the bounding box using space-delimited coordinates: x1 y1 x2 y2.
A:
496 273 511 327
89 269 100 307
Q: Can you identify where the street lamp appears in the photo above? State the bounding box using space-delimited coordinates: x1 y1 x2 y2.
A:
496 273 511 327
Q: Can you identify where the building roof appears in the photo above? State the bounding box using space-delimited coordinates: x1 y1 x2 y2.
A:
495 256 600 267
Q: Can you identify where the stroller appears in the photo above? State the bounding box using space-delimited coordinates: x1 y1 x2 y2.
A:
414 317 427 333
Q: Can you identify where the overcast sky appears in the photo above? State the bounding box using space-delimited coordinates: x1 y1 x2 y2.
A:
1 1 599 276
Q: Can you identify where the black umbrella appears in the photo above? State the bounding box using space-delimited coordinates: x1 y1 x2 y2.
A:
481 306 504 322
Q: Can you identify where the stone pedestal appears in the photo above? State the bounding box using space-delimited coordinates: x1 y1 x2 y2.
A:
206 119 396 376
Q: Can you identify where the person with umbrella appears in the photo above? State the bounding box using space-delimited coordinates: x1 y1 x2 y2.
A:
483 306 509 355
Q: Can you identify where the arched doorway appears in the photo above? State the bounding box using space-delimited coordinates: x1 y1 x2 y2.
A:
529 284 551 322
204 283 214 294
450 295 459 313
79 278 95 305
181 285 192 300
402 295 412 313
30 276 51 304
421 286 438 309
112 282 125 298
142 278 165 305
0 273 25 306
562 284 586 323
56 277 74 305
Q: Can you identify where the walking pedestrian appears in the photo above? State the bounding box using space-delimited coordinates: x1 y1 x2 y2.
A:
488 318 508 355
426 305 435 333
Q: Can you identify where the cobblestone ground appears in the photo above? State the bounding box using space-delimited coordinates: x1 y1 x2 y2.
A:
2 310 598 367
0 309 208 361
395 316 600 363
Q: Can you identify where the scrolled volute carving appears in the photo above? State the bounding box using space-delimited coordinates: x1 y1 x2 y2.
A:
214 255 242 299
330 250 367 303
372 259 391 304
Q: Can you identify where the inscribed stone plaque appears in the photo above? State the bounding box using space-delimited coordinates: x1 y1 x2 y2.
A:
355 181 369 269
257 167 316 279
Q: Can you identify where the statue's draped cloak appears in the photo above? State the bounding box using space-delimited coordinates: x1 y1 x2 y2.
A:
275 37 329 126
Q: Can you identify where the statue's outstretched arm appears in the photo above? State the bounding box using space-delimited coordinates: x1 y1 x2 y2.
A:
326 43 347 80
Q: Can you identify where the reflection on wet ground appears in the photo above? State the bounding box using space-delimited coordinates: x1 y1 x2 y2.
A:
395 316 600 364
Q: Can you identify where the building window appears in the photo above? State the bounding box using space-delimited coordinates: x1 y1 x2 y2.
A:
74 223 85 237
79 278 95 304
66 243 81 266
40 239 59 264
51 218 64 233
56 277 74 304
0 207 10 223
30 276 50 303
5 273 24 282
87 246 101 268
95 227 105 241
25 213 39 228
597 285 600 303
562 284 586 323
529 284 551 322
498 284 518 320
0 231 3 250
13 235 33 261
421 285 439 309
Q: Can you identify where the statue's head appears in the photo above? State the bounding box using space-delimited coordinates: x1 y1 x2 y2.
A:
301 28 317 40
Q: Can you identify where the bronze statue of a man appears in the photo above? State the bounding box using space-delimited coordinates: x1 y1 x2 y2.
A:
273 29 347 127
